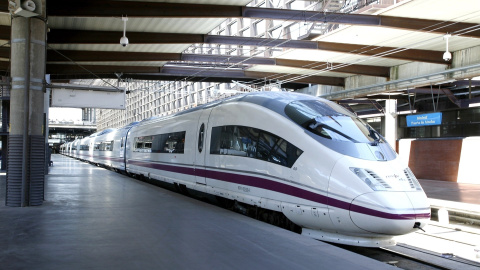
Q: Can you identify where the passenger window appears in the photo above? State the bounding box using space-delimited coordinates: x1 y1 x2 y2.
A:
134 136 153 152
210 125 303 168
269 139 288 166
257 132 278 161
241 127 258 158
150 131 186 154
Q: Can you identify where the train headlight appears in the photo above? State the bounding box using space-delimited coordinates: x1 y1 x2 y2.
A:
350 167 387 191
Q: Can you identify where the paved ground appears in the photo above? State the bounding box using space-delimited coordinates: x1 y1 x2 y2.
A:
419 179 480 205
0 154 395 270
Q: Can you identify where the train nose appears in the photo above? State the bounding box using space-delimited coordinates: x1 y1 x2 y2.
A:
349 191 430 235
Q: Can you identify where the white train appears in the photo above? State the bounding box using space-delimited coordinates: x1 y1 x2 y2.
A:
61 92 430 247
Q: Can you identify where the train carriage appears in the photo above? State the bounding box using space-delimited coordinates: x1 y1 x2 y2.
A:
62 92 431 247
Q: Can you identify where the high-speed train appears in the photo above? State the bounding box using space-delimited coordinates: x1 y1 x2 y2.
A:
61 92 430 247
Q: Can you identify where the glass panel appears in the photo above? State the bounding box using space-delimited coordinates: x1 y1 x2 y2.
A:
269 139 287 166
134 136 153 152
285 100 383 144
151 132 186 153
210 125 302 168
257 132 278 161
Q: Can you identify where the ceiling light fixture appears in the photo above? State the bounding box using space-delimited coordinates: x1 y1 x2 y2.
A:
120 16 129 47
443 34 451 61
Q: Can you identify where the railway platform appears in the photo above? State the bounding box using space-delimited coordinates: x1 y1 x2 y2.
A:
393 179 480 267
419 179 480 227
0 154 395 270
419 179 480 205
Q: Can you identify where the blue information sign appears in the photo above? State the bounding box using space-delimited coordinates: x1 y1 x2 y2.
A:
406 112 442 127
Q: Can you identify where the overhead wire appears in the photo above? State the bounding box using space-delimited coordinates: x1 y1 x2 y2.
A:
269 9 480 85
219 3 480 86
126 0 352 93
47 45 123 91
102 1 480 100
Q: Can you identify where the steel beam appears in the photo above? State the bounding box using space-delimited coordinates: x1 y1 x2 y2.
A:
47 50 183 62
0 2 8 13
243 71 344 86
274 59 390 77
404 88 447 95
47 29 204 44
47 73 308 90
338 99 381 104
0 47 9 59
203 35 318 49
364 94 408 101
316 41 446 64
46 64 163 74
46 1 480 38
47 0 243 18
46 50 390 77
45 64 344 86
379 16 480 39
242 7 380 25
0 61 9 70
45 29 446 64
0 25 10 40
407 88 461 107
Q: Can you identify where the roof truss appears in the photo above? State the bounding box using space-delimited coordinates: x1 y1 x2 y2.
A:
46 0 480 38
45 64 345 87
40 29 447 65
44 49 390 77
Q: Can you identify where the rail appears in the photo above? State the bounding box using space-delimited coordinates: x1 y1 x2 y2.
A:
429 198 480 227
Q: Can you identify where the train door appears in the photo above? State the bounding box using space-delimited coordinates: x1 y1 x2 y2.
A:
195 109 211 185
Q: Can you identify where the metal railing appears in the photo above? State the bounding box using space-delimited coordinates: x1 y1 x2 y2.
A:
0 80 11 99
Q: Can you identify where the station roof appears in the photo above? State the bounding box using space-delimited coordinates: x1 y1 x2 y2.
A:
1 0 480 108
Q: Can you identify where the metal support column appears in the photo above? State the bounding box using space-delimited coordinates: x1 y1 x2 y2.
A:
384 99 398 151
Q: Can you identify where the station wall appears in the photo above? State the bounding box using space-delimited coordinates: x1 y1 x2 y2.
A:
398 137 480 184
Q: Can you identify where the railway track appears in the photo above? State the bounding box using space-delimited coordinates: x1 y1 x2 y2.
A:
224 198 480 269
345 221 480 269
124 166 480 269
338 244 449 270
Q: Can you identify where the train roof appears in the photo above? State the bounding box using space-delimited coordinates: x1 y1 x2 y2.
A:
138 91 321 125
119 121 140 129
229 91 319 116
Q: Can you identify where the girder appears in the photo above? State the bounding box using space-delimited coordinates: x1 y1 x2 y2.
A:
45 0 480 38
43 29 447 65
45 64 345 86
45 50 390 77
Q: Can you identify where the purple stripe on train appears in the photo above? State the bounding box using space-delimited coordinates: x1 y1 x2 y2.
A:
77 153 124 163
128 159 431 220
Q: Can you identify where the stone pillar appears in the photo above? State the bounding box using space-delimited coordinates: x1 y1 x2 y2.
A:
6 12 47 206
384 99 398 151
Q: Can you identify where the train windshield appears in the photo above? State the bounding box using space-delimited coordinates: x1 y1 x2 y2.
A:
285 100 383 144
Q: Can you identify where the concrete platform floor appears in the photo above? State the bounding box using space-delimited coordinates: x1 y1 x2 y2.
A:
419 179 480 205
0 155 395 270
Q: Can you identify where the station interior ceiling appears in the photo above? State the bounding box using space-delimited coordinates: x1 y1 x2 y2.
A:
1 0 480 116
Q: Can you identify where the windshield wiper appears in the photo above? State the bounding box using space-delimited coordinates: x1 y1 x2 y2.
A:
328 116 342 127
366 126 382 146
308 120 359 143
